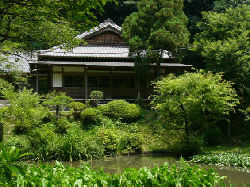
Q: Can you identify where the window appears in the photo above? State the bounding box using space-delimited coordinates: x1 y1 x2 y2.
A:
88 77 98 87
64 74 83 87
88 76 110 88
112 77 135 88
99 76 109 88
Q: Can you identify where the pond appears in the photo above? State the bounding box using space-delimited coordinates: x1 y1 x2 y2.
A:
74 154 249 185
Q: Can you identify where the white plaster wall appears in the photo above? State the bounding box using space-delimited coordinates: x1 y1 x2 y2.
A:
53 73 62 87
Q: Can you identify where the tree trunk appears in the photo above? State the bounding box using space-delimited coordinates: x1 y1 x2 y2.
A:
56 105 60 119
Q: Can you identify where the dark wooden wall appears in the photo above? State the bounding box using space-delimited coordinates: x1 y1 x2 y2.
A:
85 31 125 45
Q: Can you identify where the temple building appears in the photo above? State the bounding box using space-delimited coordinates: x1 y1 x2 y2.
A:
29 19 192 101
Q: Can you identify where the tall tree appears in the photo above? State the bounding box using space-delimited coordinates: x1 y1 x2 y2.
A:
213 0 248 12
193 5 249 102
152 70 239 142
0 0 115 53
122 0 190 78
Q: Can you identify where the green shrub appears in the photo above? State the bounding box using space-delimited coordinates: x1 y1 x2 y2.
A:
80 108 100 126
68 102 86 119
42 92 73 118
0 79 14 99
152 70 239 143
4 135 30 153
99 128 119 155
56 117 72 134
98 100 141 122
23 124 104 161
27 124 61 161
61 126 104 160
2 89 50 134
119 133 143 153
89 90 103 107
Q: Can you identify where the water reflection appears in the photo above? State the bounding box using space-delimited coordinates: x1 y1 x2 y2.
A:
88 154 177 174
84 155 250 185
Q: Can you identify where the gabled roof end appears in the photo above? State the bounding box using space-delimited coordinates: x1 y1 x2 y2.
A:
76 19 122 40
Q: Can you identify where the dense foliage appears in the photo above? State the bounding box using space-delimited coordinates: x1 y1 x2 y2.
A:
191 153 250 168
0 0 115 53
122 0 190 77
99 100 141 122
2 89 49 134
42 92 73 118
89 90 104 107
0 157 224 186
68 101 86 119
193 5 249 100
152 71 239 143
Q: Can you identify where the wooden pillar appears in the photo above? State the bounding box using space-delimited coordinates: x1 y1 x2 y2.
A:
50 65 53 92
84 66 88 103
137 75 140 100
36 67 39 93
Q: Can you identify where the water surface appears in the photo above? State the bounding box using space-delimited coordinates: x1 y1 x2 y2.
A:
78 154 250 185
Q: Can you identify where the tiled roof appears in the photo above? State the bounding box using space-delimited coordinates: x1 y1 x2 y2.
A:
31 60 192 68
40 45 130 58
76 18 121 39
39 45 171 59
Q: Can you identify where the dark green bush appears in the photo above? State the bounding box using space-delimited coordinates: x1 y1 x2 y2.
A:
203 125 222 145
119 133 143 153
68 102 86 119
172 136 204 158
56 117 72 134
98 100 141 122
80 108 100 126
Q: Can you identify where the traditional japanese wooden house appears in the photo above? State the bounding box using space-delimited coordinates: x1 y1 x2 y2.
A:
29 19 192 100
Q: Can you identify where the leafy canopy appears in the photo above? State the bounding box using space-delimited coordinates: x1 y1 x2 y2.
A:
193 5 249 98
152 70 239 129
0 0 115 52
213 0 248 12
122 0 190 56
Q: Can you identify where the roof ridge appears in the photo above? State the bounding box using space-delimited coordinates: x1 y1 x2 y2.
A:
76 19 122 40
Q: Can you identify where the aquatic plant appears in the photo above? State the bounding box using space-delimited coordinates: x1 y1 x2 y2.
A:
191 153 250 168
0 144 32 183
8 159 225 186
